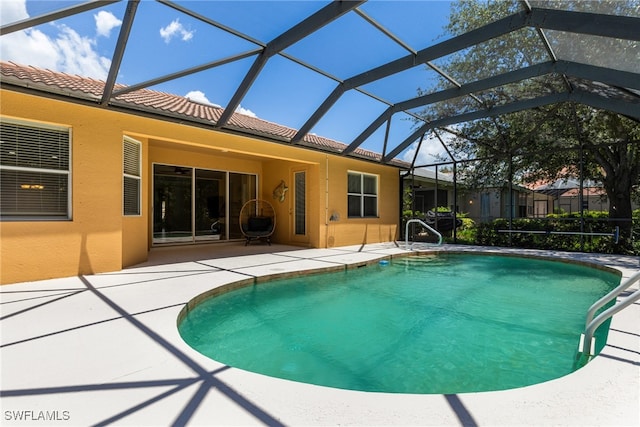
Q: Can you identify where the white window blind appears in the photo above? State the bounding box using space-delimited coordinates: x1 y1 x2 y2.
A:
0 119 71 219
123 137 141 216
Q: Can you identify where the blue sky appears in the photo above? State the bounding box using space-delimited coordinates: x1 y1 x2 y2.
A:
1 0 456 164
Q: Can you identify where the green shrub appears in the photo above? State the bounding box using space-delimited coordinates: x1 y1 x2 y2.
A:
465 210 638 255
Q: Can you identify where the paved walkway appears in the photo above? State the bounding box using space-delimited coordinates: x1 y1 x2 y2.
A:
1 243 638 426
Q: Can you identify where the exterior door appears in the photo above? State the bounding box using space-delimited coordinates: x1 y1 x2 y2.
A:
153 164 192 243
153 164 256 245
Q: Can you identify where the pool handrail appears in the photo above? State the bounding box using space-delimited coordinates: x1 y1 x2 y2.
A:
579 271 640 358
580 287 640 357
405 218 442 250
584 270 640 328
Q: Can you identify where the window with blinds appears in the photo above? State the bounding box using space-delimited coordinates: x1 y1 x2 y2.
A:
0 118 71 220
123 137 141 216
347 171 378 218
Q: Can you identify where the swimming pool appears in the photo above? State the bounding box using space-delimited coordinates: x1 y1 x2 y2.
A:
178 254 619 394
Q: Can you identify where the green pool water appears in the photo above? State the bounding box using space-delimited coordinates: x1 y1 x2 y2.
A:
178 254 619 394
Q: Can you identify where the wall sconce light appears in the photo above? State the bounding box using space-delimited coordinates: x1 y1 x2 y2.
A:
272 180 288 203
329 211 340 221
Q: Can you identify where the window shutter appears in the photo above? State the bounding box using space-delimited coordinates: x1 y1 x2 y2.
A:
123 138 141 216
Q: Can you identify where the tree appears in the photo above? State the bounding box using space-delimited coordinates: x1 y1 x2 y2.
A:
417 0 640 252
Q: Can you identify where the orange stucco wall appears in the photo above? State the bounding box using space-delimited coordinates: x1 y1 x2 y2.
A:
1 89 400 284
320 156 399 248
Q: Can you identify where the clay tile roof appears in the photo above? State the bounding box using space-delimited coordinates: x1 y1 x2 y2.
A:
1 61 403 166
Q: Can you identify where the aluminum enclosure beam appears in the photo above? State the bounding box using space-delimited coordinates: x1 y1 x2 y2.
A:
0 0 119 36
216 0 365 128
529 8 640 41
291 10 532 143
383 92 571 162
344 61 558 155
344 60 639 156
111 49 262 97
383 90 639 163
101 0 139 105
571 90 640 120
292 9 640 145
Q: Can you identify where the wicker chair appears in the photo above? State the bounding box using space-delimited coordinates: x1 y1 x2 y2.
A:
239 199 276 245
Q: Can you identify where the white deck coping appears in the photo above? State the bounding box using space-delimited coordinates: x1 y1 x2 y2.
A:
1 243 638 426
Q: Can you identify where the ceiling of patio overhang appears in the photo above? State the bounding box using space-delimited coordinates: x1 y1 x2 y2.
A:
1 0 639 169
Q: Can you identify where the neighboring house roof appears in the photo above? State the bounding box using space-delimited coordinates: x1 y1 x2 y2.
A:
533 177 603 195
560 187 607 198
409 167 455 184
0 61 405 167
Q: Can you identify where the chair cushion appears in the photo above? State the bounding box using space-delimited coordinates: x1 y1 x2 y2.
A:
248 216 272 232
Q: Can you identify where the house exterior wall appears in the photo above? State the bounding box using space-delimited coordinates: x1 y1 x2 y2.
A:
322 156 399 248
1 89 399 284
1 91 125 284
464 188 544 222
555 193 610 214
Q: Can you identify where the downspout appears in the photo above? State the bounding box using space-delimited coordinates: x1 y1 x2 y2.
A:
325 155 329 247
325 155 329 226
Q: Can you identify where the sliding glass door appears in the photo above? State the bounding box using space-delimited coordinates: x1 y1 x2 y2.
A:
153 164 256 245
228 172 257 240
153 165 192 243
195 169 226 241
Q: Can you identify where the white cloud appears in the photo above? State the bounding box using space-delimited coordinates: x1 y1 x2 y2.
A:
185 90 220 107
160 19 194 43
1 24 111 80
1 27 59 69
0 0 28 24
235 105 257 118
402 132 450 166
0 1 112 80
55 25 111 79
94 11 122 38
185 92 256 118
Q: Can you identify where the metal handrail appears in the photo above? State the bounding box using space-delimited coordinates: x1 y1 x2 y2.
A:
584 270 640 328
580 287 640 357
405 218 442 250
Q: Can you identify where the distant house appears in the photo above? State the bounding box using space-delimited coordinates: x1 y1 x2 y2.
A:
403 167 456 215
463 184 553 223
403 169 557 223
533 178 613 214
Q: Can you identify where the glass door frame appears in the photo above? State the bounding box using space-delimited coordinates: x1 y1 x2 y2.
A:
152 162 257 246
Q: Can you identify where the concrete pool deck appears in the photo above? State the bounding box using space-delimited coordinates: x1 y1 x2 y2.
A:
1 243 638 426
